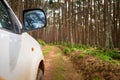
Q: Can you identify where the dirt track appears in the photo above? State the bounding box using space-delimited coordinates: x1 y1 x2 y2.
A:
43 46 120 80
43 46 83 80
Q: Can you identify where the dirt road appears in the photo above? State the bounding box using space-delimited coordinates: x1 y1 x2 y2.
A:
43 46 83 80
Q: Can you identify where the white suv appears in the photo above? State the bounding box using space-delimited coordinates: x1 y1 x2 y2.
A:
0 0 46 80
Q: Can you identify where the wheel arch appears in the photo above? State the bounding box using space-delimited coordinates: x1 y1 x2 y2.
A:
38 60 45 74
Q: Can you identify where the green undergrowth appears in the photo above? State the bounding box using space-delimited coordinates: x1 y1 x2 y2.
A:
85 48 120 63
38 39 120 64
77 53 86 59
62 43 120 64
38 39 52 56
38 39 46 46
42 45 52 56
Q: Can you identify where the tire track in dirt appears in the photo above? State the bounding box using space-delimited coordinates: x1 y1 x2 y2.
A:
44 46 83 80
63 56 83 80
44 46 57 80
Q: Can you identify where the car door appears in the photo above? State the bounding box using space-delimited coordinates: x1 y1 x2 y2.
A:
0 1 22 79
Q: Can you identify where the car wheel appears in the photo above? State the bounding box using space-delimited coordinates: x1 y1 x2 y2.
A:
36 69 43 80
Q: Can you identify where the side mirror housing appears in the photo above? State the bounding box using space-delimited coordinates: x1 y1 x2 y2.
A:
22 9 47 32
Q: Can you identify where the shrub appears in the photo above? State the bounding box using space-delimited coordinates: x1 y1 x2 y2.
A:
97 54 112 62
38 39 46 46
105 50 120 59
63 47 71 55
59 43 120 63
78 53 85 59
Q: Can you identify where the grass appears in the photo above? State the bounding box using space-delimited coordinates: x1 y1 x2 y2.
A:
90 77 100 80
38 39 46 46
85 47 120 63
63 47 72 55
78 53 86 59
42 45 52 56
62 43 120 64
54 55 64 80
38 39 52 56
54 47 64 80
38 39 120 64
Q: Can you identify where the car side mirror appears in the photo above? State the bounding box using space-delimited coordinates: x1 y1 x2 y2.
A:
22 9 47 32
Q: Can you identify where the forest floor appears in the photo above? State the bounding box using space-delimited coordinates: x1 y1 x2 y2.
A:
42 45 120 80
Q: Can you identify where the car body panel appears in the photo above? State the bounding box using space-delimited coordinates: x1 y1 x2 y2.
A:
0 29 44 80
0 0 44 80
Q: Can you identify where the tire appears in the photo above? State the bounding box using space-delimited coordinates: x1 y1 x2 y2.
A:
36 69 43 80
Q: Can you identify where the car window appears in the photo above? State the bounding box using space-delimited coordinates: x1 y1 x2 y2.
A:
0 1 12 30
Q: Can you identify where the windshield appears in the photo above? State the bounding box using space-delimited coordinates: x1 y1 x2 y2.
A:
0 0 22 33
0 1 12 30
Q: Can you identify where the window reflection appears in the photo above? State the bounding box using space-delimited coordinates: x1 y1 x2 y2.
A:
0 1 12 30
24 10 46 30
